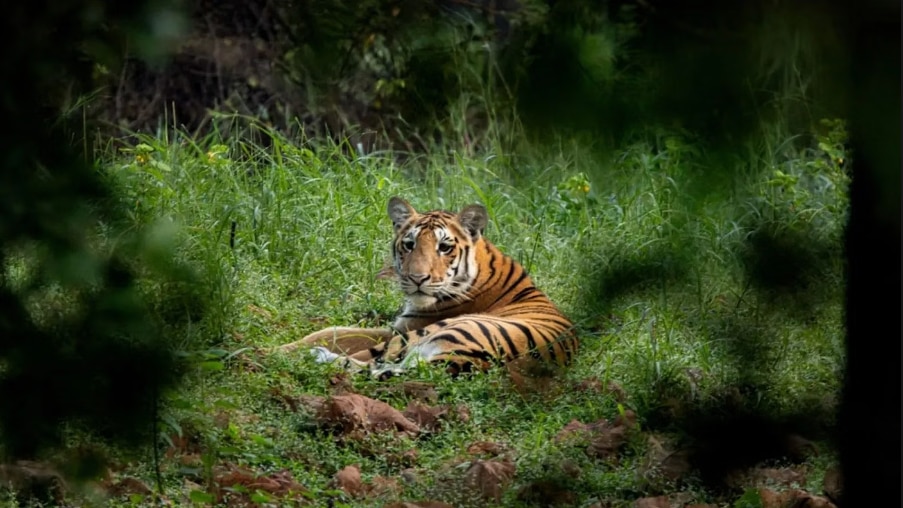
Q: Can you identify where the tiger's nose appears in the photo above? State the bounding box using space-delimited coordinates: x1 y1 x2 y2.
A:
409 273 430 286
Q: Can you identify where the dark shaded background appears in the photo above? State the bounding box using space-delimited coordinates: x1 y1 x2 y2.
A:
0 0 898 505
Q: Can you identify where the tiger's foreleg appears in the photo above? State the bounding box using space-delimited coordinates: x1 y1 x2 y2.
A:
275 327 394 356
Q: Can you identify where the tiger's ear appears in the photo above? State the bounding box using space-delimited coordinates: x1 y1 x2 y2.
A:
388 197 416 231
457 204 488 239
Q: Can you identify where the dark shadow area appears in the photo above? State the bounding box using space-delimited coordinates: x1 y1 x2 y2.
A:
581 244 694 321
0 0 214 486
587 228 843 491
1 0 897 506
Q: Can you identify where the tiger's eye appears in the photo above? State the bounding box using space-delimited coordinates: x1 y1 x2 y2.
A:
438 242 454 254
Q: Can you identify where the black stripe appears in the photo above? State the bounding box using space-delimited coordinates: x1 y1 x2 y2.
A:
459 245 471 278
429 332 465 346
498 259 519 290
488 270 528 309
493 322 519 359
509 321 538 357
474 320 499 357
438 348 495 362
510 286 538 302
455 327 485 349
536 327 559 363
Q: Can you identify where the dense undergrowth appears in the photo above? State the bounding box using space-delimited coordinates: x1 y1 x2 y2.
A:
3 111 848 507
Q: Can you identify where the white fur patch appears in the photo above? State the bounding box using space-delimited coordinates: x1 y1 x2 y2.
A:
310 346 341 364
402 340 443 365
407 293 438 309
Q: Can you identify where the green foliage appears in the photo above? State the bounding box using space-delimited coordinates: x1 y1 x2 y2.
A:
69 113 850 505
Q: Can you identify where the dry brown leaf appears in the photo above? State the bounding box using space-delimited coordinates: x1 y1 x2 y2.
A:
505 357 563 397
800 495 838 508
213 464 308 505
642 434 692 483
556 420 589 439
454 404 471 423
403 401 449 431
634 495 670 508
466 441 507 457
555 410 637 462
588 411 636 461
464 459 516 502
316 394 420 438
333 465 363 497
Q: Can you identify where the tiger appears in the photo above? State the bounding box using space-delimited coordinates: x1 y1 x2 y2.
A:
276 196 579 378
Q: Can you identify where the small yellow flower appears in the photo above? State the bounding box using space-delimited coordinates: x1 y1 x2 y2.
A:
207 151 218 163
135 154 149 165
582 184 590 193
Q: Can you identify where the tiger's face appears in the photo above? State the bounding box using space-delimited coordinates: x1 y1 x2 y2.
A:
387 197 488 309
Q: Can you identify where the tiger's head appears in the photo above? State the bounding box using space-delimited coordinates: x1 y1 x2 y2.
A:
386 196 488 309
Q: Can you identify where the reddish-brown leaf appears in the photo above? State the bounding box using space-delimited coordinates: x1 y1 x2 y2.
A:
333 465 363 498
454 404 471 423
212 464 307 505
555 411 636 462
402 401 449 432
464 459 516 502
642 434 692 483
316 394 420 438
757 488 837 508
